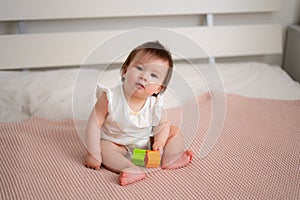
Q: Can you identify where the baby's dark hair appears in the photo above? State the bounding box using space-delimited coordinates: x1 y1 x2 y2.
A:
121 41 173 94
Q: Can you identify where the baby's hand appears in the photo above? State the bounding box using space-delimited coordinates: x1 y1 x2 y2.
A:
85 154 101 170
152 141 165 151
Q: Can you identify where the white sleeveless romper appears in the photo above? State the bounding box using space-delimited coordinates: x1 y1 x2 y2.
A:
96 83 165 150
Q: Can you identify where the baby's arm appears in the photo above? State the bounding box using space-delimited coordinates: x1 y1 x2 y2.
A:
85 93 108 169
152 112 170 151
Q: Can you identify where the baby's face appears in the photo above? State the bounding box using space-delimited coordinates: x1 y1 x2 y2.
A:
122 51 170 99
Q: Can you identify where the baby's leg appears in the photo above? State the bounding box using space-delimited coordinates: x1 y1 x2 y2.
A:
101 140 146 186
161 126 193 169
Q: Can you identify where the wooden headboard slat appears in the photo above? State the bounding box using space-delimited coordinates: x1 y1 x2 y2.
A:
0 0 280 21
0 24 282 69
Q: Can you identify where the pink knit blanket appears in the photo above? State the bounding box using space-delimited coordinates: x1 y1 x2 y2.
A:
1 93 299 199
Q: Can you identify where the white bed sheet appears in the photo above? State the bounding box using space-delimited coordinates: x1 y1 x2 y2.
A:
0 62 299 122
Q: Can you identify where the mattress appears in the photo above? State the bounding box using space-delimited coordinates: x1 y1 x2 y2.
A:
1 61 300 199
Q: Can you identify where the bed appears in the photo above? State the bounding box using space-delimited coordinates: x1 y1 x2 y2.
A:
1 0 300 199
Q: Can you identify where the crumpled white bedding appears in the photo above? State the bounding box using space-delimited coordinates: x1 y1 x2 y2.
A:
0 62 299 122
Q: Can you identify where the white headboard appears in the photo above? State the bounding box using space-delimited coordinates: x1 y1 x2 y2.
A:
0 0 282 69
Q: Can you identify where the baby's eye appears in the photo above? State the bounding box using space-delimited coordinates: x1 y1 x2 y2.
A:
151 73 158 78
135 66 143 71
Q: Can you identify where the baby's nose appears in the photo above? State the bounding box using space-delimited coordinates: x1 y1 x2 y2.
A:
139 73 148 81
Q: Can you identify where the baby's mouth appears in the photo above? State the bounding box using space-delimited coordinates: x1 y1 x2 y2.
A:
135 83 145 89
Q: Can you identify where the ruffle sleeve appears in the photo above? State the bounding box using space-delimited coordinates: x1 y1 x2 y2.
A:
96 84 112 102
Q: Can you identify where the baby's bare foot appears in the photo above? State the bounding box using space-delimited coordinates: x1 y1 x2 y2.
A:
119 168 146 186
85 154 101 170
162 150 193 170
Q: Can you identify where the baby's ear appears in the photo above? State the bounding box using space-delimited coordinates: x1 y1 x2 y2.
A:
154 85 164 96
120 65 127 81
121 64 128 76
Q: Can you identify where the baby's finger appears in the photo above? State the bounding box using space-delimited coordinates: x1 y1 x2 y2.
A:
152 143 158 151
